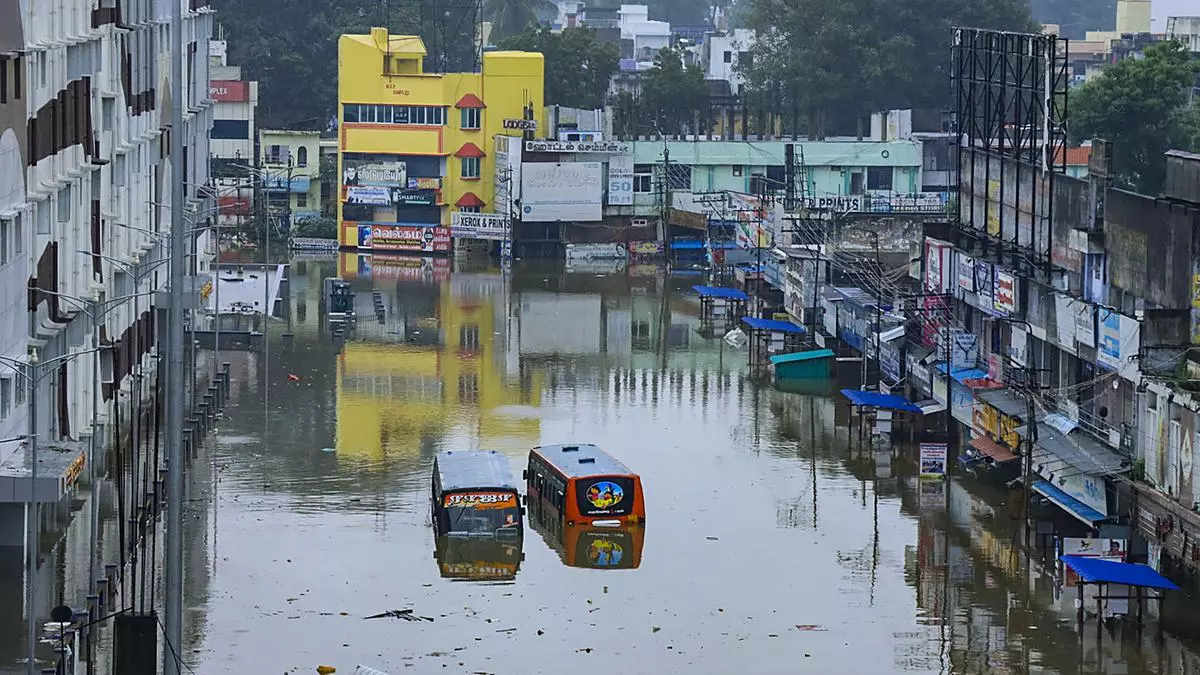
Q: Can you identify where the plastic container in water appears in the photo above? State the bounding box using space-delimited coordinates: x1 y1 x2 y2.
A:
353 667 390 675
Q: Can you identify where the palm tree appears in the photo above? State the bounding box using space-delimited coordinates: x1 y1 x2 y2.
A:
484 0 557 43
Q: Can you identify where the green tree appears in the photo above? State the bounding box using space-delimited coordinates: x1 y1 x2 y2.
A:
640 47 709 135
740 0 1035 138
484 0 557 43
498 27 619 108
1070 40 1200 193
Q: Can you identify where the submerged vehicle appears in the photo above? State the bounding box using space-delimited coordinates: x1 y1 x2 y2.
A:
431 450 523 538
524 443 646 527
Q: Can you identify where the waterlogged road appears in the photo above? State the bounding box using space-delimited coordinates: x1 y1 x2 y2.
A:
179 258 1200 675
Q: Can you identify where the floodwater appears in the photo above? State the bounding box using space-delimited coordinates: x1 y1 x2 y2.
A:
126 259 1200 673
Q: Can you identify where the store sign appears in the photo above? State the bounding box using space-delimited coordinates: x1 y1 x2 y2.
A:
209 80 248 102
993 270 1016 314
608 155 634 206
957 253 975 292
408 177 442 190
345 186 392 205
627 241 664 255
801 196 862 212
924 238 947 292
451 212 508 241
1097 310 1122 370
524 140 631 154
919 443 948 479
503 119 537 131
392 188 436 206
343 159 406 187
357 224 450 253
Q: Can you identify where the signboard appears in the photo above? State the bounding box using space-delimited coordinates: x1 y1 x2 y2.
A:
1075 302 1096 348
357 224 450 253
1061 537 1128 616
993 270 1016 314
451 212 509 241
443 492 518 508
343 158 406 187
408 177 442 190
494 134 522 213
391 188 436 206
924 238 947 292
524 140 631 154
1097 310 1122 371
801 196 862 212
503 119 537 131
209 80 249 102
521 162 603 222
919 443 948 478
957 253 975 292
608 155 634 206
627 241 664 255
340 253 451 281
345 186 392 206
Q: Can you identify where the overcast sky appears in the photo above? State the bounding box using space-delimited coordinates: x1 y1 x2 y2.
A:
1151 0 1194 31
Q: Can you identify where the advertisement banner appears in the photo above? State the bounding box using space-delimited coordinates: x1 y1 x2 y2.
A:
391 188 437 206
627 241 664 255
957 253 975 292
993 271 1016 315
345 186 392 206
1097 310 1122 371
521 162 603 222
451 212 509 241
1075 302 1096 348
209 80 249 102
608 155 634 206
357 224 450 253
524 140 631 154
924 238 947 292
408 177 442 190
974 261 994 312
343 158 407 187
920 443 948 479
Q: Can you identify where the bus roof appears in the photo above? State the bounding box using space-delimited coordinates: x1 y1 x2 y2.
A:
531 443 635 479
435 450 518 493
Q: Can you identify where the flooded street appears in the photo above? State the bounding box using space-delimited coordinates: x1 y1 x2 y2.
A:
178 258 1200 675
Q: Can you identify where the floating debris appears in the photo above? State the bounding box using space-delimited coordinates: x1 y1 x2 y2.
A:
365 609 434 622
795 625 828 631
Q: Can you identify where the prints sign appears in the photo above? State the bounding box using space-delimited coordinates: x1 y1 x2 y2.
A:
801 196 862 212
524 140 631 154
208 80 248 102
502 119 537 131
357 224 450 253
993 270 1016 315
919 443 948 479
451 212 508 241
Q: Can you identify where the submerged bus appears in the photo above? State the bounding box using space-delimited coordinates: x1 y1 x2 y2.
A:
524 443 645 527
431 450 523 538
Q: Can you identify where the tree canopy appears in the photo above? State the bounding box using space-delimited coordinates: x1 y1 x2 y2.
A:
484 0 558 43
498 27 619 109
638 47 709 135
1070 40 1200 193
740 0 1036 138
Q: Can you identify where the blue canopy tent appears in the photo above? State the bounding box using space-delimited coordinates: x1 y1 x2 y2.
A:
740 316 806 366
1061 554 1180 637
693 285 750 328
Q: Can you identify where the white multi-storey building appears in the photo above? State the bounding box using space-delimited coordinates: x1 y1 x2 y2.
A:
0 0 214 541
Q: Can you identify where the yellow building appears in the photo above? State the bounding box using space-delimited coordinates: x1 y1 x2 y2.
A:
336 275 544 464
336 28 545 252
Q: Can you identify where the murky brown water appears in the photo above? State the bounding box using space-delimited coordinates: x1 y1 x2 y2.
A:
10 258 1200 674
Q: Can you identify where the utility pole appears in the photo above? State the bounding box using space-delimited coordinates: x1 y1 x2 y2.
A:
163 0 186 664
24 355 37 675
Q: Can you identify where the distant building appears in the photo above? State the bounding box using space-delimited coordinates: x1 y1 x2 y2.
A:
702 28 753 96
336 28 545 253
209 39 259 229
619 5 671 66
258 129 322 225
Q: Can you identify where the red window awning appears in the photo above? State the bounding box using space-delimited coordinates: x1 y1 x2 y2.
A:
454 93 485 109
455 192 486 208
454 142 486 158
970 435 1019 463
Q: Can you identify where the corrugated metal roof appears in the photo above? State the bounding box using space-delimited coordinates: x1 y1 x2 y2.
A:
976 388 1028 419
435 450 518 493
1033 424 1129 477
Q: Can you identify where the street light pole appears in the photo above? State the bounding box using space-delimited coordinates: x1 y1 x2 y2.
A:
24 352 38 675
164 0 186 665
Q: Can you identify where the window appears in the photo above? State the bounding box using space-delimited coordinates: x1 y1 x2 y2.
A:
0 378 9 420
37 202 50 234
866 166 893 191
732 165 742 177
459 206 480 214
850 171 864 194
461 157 480 179
460 324 480 351
102 97 114 131
632 321 651 349
0 218 8 265
58 186 72 222
458 373 479 404
461 107 480 130
114 154 126 186
266 144 286 165
13 213 21 254
296 193 308 208
14 371 22 405
343 104 446 126
211 119 249 140
296 146 308 167
633 164 653 193
723 50 732 63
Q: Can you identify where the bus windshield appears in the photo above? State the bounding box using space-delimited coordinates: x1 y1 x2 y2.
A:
442 491 521 537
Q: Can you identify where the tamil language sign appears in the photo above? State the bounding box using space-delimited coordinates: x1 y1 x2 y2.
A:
345 186 392 206
451 212 508 241
343 158 406 187
919 443 948 479
524 140 631 154
503 119 537 131
357 223 450 253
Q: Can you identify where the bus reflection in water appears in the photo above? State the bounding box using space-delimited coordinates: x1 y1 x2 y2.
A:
434 536 523 581
530 499 645 569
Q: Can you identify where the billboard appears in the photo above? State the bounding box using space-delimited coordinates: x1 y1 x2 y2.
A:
520 162 602 222
451 212 509 241
494 135 522 214
343 157 407 187
607 155 634 206
209 80 249 102
346 186 437 206
357 223 450 253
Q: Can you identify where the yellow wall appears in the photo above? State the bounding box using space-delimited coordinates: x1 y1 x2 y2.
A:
335 281 543 463
336 29 545 248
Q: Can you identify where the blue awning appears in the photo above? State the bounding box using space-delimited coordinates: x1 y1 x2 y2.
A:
693 285 750 301
1033 480 1107 526
840 389 922 413
1060 555 1180 590
934 364 991 383
671 239 705 250
741 316 805 334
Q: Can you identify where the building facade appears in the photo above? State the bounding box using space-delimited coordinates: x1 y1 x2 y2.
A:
208 39 259 229
259 129 322 224
336 28 544 254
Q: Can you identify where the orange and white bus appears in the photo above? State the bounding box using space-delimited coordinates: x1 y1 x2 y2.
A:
524 443 645 527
